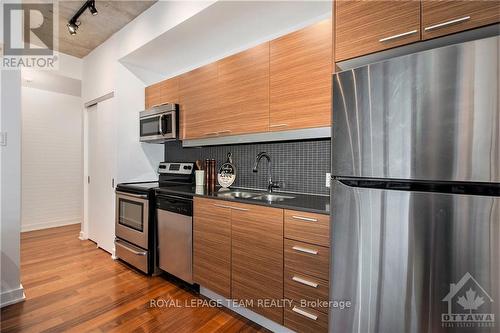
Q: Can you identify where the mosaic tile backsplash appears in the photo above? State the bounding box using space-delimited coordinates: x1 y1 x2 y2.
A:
164 139 331 195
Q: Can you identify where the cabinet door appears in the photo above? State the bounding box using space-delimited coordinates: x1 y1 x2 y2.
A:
335 1 421 61
270 19 332 131
159 77 179 104
193 198 232 298
179 63 219 140
231 203 284 323
145 82 162 109
218 42 270 136
422 1 500 40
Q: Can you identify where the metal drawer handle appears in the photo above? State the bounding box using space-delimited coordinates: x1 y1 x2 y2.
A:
270 124 288 128
292 215 318 222
214 204 233 209
230 206 249 212
292 245 318 255
204 132 219 136
379 30 417 42
424 16 470 31
292 306 318 321
115 240 147 256
292 276 318 288
218 130 232 134
213 204 249 211
116 191 148 199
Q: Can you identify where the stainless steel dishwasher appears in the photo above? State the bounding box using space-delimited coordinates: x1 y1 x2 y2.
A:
156 193 193 283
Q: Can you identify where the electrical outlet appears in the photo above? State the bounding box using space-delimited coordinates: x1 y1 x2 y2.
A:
326 173 331 188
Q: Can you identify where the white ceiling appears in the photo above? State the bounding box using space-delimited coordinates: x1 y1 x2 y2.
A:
120 1 332 85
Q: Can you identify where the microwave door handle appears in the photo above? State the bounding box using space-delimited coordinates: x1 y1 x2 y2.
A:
158 114 163 135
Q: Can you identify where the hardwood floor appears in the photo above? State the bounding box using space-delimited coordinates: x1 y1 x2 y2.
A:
0 224 268 333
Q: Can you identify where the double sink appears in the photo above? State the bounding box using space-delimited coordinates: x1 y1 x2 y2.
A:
216 190 295 203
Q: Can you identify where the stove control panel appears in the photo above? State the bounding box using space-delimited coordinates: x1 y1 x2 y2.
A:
158 162 194 175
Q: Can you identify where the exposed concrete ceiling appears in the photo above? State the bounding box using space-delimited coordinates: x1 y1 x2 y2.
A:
32 0 157 58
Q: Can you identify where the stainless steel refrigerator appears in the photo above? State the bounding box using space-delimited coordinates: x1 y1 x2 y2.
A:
330 36 499 333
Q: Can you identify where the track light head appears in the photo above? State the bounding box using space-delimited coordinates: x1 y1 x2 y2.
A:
67 0 97 35
88 0 98 16
67 21 79 35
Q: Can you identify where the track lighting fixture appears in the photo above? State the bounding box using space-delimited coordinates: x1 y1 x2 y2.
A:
67 0 98 35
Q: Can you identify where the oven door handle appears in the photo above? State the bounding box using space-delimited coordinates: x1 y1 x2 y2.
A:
115 239 147 256
116 191 148 199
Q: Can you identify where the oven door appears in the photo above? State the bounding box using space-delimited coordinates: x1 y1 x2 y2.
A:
139 112 176 142
115 191 149 249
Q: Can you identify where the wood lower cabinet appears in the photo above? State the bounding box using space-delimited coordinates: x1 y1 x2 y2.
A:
179 63 219 140
284 210 330 247
335 1 421 61
270 18 332 131
422 1 500 40
231 202 284 324
284 301 329 333
193 198 232 299
217 43 270 136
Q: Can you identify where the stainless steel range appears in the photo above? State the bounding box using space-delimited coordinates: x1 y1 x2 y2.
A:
115 182 158 274
115 162 195 277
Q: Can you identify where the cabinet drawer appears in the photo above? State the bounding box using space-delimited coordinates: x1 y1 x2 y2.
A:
285 239 329 281
285 270 329 313
285 301 328 333
284 210 330 247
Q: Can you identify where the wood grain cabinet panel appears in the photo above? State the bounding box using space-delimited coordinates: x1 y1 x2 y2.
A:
145 82 162 109
231 202 284 324
284 210 330 247
270 19 332 131
193 198 232 299
284 301 328 333
159 77 179 104
335 1 421 61
145 77 179 109
422 1 500 40
284 239 329 281
284 270 329 314
179 63 219 140
218 43 270 135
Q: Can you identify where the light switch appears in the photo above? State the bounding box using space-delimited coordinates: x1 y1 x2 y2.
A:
0 132 6 146
326 173 331 188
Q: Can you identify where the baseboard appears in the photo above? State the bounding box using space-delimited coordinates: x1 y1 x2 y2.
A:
0 284 25 308
21 219 81 232
78 230 88 240
200 287 294 333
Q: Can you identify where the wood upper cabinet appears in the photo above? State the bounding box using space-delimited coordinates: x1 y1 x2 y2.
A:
145 77 179 109
422 1 500 40
218 42 270 136
193 198 232 299
270 19 332 131
145 82 162 109
179 63 219 140
231 202 284 324
335 1 421 61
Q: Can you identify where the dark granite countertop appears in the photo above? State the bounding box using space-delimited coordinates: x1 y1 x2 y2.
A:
155 185 330 215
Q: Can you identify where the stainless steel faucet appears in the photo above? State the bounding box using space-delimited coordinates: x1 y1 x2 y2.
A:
253 152 281 193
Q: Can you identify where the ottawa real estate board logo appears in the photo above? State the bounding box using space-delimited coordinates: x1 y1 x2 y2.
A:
2 2 58 69
442 272 495 328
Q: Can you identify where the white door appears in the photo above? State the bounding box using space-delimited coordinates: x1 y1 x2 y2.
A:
87 98 116 253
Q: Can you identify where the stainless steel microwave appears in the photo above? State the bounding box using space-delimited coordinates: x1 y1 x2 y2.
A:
139 103 178 143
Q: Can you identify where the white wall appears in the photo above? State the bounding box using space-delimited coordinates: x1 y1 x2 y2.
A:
21 87 82 232
0 69 25 308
